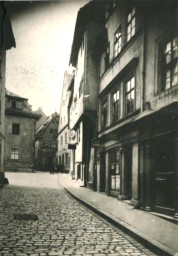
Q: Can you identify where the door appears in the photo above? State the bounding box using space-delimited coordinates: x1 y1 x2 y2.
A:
153 136 175 215
100 152 106 192
124 147 132 199
110 148 120 192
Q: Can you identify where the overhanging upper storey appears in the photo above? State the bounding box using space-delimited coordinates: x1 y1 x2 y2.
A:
69 1 105 67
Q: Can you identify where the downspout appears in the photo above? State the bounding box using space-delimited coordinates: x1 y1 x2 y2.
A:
141 8 147 112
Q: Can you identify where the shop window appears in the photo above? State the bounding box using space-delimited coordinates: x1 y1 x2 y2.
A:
112 89 120 123
125 76 135 115
101 98 108 129
12 123 20 135
114 26 122 58
127 8 136 42
110 148 120 191
159 35 178 92
11 148 19 160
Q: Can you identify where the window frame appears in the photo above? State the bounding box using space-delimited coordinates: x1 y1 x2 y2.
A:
100 96 108 130
11 148 19 160
158 34 178 92
12 123 20 135
114 26 122 58
111 87 120 123
126 7 136 42
124 75 136 116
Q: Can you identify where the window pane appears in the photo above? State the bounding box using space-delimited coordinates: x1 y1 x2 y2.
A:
131 89 135 99
128 13 131 22
131 77 135 88
165 52 171 64
132 8 135 16
126 81 130 92
173 37 178 59
165 42 171 53
131 26 135 36
172 63 178 86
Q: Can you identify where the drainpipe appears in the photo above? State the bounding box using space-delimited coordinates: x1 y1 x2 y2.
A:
141 7 147 112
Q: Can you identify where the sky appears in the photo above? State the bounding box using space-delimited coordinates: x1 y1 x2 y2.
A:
5 0 89 116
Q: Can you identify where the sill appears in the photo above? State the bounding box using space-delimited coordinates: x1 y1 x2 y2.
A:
99 109 140 135
154 83 178 100
100 28 142 81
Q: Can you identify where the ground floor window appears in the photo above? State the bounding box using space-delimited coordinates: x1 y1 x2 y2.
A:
11 148 19 160
109 148 120 191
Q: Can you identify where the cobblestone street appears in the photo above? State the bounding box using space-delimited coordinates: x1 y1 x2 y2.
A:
0 173 157 256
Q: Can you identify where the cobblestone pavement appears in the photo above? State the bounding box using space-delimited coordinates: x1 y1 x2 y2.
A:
0 173 158 256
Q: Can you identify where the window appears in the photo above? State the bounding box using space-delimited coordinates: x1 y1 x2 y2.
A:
101 98 108 129
125 76 135 115
105 42 110 70
12 123 20 135
79 76 84 98
127 8 136 42
77 127 80 143
159 36 178 91
65 132 67 144
11 101 16 109
11 148 19 160
112 89 120 122
114 27 122 57
61 136 63 146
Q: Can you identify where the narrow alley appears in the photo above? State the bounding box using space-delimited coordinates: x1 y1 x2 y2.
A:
0 173 157 256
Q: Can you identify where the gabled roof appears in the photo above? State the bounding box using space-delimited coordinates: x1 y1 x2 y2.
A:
35 113 59 140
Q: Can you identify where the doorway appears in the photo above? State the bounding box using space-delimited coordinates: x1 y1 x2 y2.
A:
100 152 106 192
152 136 175 216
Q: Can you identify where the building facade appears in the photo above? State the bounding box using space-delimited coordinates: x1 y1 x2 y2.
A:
93 0 177 219
35 113 59 172
57 71 73 173
68 1 105 187
4 91 39 172
67 0 178 219
0 5 15 183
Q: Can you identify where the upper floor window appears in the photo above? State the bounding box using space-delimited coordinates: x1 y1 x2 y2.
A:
101 98 108 129
11 148 19 160
127 8 136 42
11 101 16 109
12 123 20 135
105 42 110 70
65 132 67 144
61 136 63 146
114 27 122 58
79 76 84 98
125 76 135 115
112 89 120 123
159 36 178 91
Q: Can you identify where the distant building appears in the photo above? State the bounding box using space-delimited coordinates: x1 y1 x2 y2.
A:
34 113 59 172
34 107 48 132
4 90 40 172
0 4 16 184
56 71 73 173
